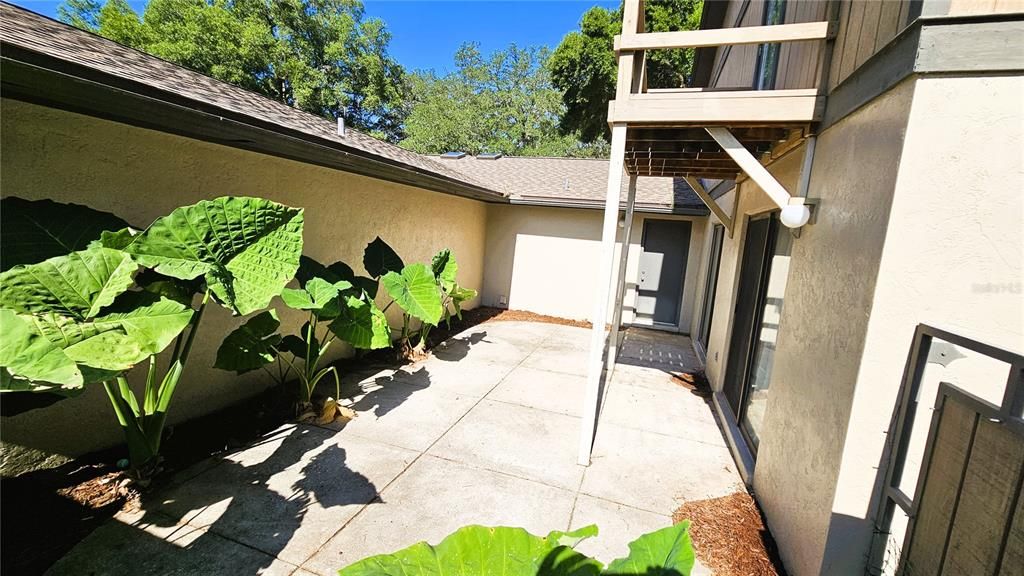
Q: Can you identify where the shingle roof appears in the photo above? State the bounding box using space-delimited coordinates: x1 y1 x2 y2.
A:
0 2 498 198
439 156 708 214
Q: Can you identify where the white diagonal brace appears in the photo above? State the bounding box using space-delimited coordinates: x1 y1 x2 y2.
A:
706 126 793 210
684 176 735 238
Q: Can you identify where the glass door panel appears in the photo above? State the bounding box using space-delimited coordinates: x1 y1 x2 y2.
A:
739 220 792 451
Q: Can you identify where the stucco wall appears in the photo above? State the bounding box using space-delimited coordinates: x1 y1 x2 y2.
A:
819 74 1024 574
0 99 487 474
690 79 916 574
481 203 705 331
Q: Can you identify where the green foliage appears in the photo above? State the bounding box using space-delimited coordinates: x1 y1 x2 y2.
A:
113 196 304 316
400 43 604 158
338 522 695 575
381 263 443 326
0 197 131 272
0 196 304 475
363 236 405 280
550 0 703 143
0 248 192 391
58 0 409 141
606 521 695 575
215 255 390 405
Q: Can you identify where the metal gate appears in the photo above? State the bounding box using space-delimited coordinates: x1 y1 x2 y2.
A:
870 325 1024 576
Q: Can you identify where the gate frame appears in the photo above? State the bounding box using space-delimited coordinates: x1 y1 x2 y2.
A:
869 324 1024 575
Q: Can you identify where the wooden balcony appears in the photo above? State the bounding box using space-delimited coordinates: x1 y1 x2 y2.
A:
608 2 835 179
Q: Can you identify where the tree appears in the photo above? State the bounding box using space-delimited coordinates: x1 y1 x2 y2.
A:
549 0 703 144
58 0 408 142
400 43 604 158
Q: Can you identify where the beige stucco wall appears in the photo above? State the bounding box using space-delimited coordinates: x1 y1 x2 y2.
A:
482 203 705 331
819 73 1024 574
691 79 917 574
0 99 487 474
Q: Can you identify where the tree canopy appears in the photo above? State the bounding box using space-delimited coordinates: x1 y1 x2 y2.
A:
400 43 605 158
58 0 408 142
549 0 703 144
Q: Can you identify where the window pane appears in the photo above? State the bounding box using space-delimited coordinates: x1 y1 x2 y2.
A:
740 226 792 450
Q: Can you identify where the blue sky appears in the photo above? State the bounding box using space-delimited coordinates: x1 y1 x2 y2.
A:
9 0 618 73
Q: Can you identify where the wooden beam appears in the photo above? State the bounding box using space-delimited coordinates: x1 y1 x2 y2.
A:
609 90 824 124
685 176 735 238
706 126 792 209
614 21 833 52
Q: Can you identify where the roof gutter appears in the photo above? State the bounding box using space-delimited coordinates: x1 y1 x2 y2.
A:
509 196 709 216
0 44 508 204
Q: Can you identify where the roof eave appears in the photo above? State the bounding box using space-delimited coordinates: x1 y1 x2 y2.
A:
509 196 709 216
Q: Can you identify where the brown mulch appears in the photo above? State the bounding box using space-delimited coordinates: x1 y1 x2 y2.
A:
479 307 592 329
57 470 140 512
674 492 787 576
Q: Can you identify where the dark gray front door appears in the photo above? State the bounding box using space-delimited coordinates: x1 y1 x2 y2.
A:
637 219 691 326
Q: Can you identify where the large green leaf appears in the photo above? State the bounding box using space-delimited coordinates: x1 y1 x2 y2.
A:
431 249 458 292
339 524 602 576
329 295 391 349
280 277 351 319
214 310 282 374
0 248 137 319
111 197 304 316
0 197 131 272
0 309 82 390
1 294 192 390
381 264 443 325
363 236 404 279
605 521 694 575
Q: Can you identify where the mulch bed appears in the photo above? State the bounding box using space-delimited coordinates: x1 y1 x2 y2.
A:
2 305 588 574
673 491 788 576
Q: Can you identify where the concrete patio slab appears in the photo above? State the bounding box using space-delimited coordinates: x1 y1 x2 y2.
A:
302 454 576 575
50 320 743 575
487 365 586 416
569 494 672 564
46 510 296 576
395 357 516 397
601 381 722 441
521 345 590 375
149 426 418 565
581 422 743 513
340 378 479 451
428 398 586 490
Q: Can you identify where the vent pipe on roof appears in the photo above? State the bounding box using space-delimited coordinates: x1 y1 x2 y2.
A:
337 116 346 137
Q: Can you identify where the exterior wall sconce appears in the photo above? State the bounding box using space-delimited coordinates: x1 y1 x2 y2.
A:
785 198 819 238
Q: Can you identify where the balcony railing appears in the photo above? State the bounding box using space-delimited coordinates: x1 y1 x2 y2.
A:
608 3 835 126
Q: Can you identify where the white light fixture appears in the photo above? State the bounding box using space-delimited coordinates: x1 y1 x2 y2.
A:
780 203 811 229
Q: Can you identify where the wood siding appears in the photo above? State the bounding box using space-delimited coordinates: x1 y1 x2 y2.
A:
829 0 913 90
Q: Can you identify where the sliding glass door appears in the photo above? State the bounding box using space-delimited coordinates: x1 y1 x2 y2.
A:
697 225 724 352
723 213 792 454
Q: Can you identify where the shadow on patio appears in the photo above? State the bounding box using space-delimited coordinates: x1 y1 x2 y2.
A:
47 320 741 575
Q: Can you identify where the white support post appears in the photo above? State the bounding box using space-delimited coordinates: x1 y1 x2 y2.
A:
706 126 793 210
578 123 628 466
607 175 638 370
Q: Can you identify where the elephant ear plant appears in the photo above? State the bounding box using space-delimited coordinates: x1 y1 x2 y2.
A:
0 196 304 479
214 255 391 419
364 238 477 359
338 521 695 575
